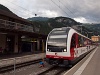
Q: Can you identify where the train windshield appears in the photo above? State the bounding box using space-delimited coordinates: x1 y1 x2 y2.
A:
47 30 68 47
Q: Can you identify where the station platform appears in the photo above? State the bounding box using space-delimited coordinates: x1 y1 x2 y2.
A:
81 46 100 75
64 46 99 75
0 52 45 68
0 51 43 59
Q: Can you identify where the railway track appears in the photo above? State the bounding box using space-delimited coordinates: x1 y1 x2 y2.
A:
38 66 68 75
0 59 45 73
37 50 95 75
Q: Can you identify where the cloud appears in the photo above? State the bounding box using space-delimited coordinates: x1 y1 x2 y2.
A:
38 10 58 17
0 0 100 23
74 17 88 23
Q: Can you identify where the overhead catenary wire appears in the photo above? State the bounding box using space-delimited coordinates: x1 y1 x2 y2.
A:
1 0 53 28
28 2 69 26
2 0 100 23
58 0 76 17
5 0 38 17
63 0 100 23
50 0 70 17
4 0 92 22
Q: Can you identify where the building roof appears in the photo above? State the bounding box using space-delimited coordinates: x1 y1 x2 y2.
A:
91 36 100 37
0 4 31 24
0 27 47 39
0 4 47 38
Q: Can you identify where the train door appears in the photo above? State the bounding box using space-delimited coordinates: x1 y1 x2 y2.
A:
70 33 77 58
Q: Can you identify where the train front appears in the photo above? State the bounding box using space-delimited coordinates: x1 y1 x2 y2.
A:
46 27 70 66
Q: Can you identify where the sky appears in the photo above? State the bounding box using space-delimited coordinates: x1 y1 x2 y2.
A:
0 0 100 23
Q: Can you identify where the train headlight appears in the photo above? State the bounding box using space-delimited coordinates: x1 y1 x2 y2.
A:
64 49 67 52
47 49 49 51
47 49 51 52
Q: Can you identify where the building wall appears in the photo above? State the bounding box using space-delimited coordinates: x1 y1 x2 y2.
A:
14 35 18 53
0 15 25 24
0 14 46 54
0 15 9 20
0 34 6 50
0 34 19 53
91 36 100 42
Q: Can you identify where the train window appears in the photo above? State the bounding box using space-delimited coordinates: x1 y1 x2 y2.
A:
49 35 67 39
88 40 92 45
52 31 66 34
47 30 68 47
83 38 89 46
48 36 67 47
48 35 67 47
50 30 67 35
78 36 84 47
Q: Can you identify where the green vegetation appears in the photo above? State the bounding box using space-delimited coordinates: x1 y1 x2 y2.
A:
83 24 100 36
28 17 49 21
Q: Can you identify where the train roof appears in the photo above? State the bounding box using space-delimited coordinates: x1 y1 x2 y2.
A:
53 27 71 31
52 27 92 41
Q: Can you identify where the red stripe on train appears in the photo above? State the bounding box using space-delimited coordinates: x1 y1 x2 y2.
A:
46 55 74 60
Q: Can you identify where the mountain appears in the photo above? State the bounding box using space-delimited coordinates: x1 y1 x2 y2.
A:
48 17 80 27
83 24 100 36
28 16 100 38
28 17 80 34
83 24 100 31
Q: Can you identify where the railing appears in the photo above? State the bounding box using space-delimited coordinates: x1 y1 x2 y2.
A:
0 19 34 32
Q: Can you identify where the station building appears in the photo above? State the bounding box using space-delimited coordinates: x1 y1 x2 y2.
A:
91 36 100 42
0 4 47 54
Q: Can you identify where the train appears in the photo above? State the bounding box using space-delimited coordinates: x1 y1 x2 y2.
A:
46 27 96 66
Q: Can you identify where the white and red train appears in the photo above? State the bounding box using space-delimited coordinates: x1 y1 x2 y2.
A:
46 27 95 66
